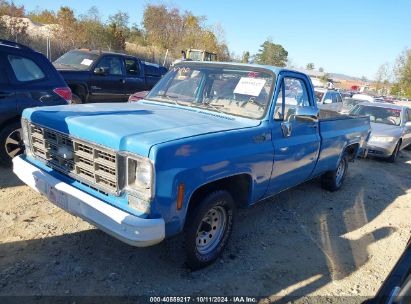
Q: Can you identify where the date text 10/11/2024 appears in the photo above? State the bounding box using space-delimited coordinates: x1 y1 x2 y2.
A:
149 296 258 303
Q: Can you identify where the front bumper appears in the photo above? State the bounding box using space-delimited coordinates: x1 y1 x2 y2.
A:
13 155 165 247
365 142 396 158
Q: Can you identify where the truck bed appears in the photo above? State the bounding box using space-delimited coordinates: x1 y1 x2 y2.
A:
311 110 371 176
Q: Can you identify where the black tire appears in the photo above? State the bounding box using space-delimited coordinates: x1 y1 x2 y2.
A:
0 121 24 165
387 141 401 163
321 153 349 192
184 190 235 270
71 93 83 104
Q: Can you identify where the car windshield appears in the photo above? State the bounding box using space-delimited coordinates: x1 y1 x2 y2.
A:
53 51 99 71
146 64 275 119
350 105 402 126
342 98 364 111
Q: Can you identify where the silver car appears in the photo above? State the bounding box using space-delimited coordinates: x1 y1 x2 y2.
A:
349 102 411 162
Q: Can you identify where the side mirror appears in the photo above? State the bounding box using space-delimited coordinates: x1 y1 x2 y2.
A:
323 99 333 104
93 67 106 75
291 107 319 123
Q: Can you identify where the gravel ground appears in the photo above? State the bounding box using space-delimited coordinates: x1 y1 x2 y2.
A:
1 151 411 303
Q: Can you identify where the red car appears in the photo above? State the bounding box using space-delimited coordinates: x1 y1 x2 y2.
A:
128 91 149 102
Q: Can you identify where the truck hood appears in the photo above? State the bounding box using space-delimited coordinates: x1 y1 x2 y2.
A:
23 101 260 156
370 122 402 137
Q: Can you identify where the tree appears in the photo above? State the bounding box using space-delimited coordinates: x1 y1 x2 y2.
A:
393 49 411 98
0 0 25 17
319 67 324 72
361 76 368 82
320 73 330 83
254 39 288 67
28 9 57 24
142 4 229 60
375 63 391 93
54 6 78 48
108 11 129 32
241 51 250 63
306 63 315 70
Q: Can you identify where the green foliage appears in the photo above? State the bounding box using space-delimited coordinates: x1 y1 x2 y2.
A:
319 67 324 72
320 73 330 83
28 9 57 24
142 4 229 59
1 3 230 64
254 39 288 67
242 51 250 63
0 0 25 17
306 63 315 70
390 83 401 96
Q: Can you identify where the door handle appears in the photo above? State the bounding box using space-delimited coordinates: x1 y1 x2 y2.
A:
120 79 126 84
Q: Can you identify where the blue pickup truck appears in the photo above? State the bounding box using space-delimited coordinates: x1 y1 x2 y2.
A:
13 62 370 269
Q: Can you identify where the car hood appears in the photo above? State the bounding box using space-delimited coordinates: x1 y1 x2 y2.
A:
370 122 402 137
53 64 89 73
22 101 261 156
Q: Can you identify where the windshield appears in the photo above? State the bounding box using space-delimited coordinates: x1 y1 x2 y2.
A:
146 65 275 119
350 105 402 126
53 51 99 71
342 98 364 110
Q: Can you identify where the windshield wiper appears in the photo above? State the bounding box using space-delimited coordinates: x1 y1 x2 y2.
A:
197 101 225 114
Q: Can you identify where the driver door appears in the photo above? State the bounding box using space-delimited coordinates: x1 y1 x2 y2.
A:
267 73 321 195
88 56 126 103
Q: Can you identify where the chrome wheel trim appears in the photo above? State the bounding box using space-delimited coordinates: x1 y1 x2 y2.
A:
5 128 23 158
336 157 346 186
196 205 227 255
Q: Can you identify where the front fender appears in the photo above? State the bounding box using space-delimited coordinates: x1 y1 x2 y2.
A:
148 126 274 236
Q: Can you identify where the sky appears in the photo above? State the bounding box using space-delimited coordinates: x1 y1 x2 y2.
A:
16 0 411 79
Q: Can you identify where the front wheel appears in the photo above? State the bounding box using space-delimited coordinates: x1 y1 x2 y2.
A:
387 141 400 163
0 121 24 165
71 93 83 104
184 190 235 270
321 153 348 192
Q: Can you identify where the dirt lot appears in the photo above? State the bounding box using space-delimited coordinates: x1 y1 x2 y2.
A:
1 151 411 303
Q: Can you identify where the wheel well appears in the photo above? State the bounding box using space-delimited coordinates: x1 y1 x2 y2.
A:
187 174 252 214
69 84 87 100
0 116 20 131
344 143 360 161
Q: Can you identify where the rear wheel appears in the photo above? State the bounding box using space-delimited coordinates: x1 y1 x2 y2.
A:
184 190 235 270
0 121 24 165
387 141 401 163
321 153 348 192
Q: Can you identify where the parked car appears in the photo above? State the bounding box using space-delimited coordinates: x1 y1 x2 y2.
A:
53 49 167 104
339 97 366 114
352 93 377 102
13 62 370 269
365 237 411 304
314 88 343 112
350 102 411 162
0 39 71 165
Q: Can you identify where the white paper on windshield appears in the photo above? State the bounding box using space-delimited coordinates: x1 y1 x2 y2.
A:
81 59 93 66
234 77 266 96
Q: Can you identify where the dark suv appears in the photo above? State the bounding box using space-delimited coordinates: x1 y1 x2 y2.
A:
0 40 71 165
53 49 167 103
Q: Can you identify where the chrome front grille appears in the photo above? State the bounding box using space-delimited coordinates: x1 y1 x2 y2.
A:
28 123 118 194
